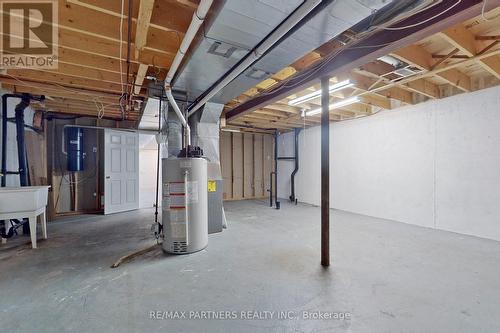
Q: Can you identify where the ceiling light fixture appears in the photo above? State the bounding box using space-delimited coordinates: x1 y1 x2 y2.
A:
305 96 360 116
288 80 354 106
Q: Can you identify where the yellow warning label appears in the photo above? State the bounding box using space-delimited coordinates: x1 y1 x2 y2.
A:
208 180 217 192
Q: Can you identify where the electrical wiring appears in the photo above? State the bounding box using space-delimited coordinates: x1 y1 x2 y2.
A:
117 0 128 120
119 0 125 95
373 0 462 30
237 0 456 104
481 0 500 21
4 73 108 118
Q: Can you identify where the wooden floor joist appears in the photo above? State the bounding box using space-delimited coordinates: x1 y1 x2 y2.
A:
225 3 500 131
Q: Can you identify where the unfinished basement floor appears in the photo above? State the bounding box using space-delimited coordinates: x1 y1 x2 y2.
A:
1 200 500 332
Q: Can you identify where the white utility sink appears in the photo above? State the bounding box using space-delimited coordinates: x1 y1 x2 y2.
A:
0 186 50 248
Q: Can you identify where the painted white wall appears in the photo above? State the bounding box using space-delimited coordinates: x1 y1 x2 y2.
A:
138 133 162 209
278 85 500 241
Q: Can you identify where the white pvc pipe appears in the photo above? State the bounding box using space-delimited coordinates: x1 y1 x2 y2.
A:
166 89 191 147
187 0 322 117
165 0 212 85
164 0 212 148
184 169 189 245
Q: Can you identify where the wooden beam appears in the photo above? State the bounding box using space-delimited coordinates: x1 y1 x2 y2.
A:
43 105 132 120
440 24 500 79
134 64 149 95
437 68 471 92
359 95 391 109
135 0 155 54
45 99 120 109
377 87 414 105
393 44 472 91
405 79 440 99
264 104 300 114
0 78 123 102
59 1 189 42
392 44 433 71
38 63 127 85
480 55 500 79
5 70 125 94
339 103 372 115
476 35 500 41
439 25 476 57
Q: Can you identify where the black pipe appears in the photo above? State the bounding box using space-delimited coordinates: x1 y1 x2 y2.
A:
290 127 300 204
154 93 162 237
321 76 330 267
1 94 23 237
1 94 23 187
273 131 279 209
269 171 275 208
15 94 32 235
14 94 31 187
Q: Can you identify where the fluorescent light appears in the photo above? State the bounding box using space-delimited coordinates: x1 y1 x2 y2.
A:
305 97 360 116
288 80 354 106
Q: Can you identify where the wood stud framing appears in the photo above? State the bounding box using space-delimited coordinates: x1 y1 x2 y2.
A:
0 0 198 120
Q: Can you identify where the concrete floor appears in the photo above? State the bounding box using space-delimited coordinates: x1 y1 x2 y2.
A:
1 200 500 332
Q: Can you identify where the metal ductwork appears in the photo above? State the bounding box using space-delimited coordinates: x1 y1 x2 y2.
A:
188 102 226 234
172 0 395 110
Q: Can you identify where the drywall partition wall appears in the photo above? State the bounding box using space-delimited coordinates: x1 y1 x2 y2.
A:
219 131 274 200
277 85 500 241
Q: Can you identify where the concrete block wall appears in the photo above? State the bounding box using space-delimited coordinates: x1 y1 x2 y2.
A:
277 85 500 241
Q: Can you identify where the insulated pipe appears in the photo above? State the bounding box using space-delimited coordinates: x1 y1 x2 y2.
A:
187 0 322 118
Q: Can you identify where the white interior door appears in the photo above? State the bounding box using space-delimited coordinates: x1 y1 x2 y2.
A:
104 129 139 214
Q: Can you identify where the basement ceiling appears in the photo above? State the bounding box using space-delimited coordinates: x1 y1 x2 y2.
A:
173 0 393 104
0 0 200 121
222 5 500 133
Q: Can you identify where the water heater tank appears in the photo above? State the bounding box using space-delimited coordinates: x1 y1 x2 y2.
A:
66 127 84 171
162 157 208 254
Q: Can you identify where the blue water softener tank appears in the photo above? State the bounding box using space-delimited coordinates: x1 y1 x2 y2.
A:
66 127 84 171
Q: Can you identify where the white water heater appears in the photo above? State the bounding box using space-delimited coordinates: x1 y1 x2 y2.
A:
162 157 208 254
